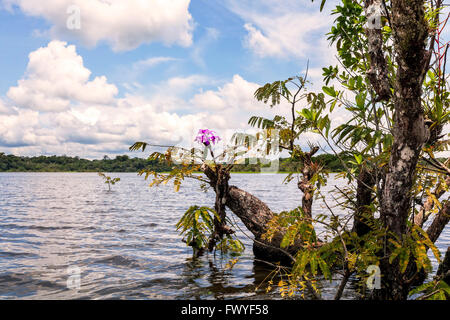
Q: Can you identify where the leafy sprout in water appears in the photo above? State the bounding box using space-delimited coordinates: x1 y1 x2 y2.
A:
98 172 120 191
176 205 245 257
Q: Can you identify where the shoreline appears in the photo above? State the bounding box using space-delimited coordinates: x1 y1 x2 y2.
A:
0 171 340 174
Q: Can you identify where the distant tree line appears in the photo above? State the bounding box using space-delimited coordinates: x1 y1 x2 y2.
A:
0 153 170 172
232 153 351 173
1 152 445 173
0 152 351 173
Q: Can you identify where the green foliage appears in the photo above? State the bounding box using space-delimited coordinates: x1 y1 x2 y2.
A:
176 206 244 256
0 153 173 172
262 207 317 246
311 0 327 12
248 115 285 131
328 0 366 71
131 138 248 257
261 204 387 292
254 77 300 107
298 92 332 138
293 247 333 281
176 206 219 251
139 163 203 193
409 278 450 300
216 236 245 256
388 225 441 274
250 75 313 152
244 0 449 295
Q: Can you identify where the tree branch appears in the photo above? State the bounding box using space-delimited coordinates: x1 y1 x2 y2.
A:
426 198 450 243
364 0 391 101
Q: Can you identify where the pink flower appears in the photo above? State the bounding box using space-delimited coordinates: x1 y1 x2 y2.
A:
195 129 221 146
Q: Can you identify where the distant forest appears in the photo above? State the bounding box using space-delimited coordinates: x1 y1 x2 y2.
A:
0 152 349 173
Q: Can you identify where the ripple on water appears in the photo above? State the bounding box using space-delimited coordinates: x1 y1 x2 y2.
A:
0 172 448 300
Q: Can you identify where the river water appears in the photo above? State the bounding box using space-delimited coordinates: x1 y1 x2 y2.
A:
0 172 448 300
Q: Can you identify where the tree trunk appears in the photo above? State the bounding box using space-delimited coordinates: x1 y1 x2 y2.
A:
426 199 450 244
437 247 450 285
364 0 391 101
208 165 234 251
298 172 314 218
380 0 428 238
353 167 377 237
297 146 320 218
375 0 430 300
226 185 305 264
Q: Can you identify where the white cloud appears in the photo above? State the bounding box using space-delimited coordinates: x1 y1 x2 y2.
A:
226 0 335 61
0 109 40 147
191 75 262 111
135 75 214 113
132 57 178 70
166 75 211 94
0 98 14 114
0 41 272 158
7 41 118 111
3 0 194 51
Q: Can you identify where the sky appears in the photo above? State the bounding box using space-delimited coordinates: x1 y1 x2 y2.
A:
0 0 447 159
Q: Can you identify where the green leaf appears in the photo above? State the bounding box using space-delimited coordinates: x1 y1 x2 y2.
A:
318 257 331 280
322 86 337 97
354 154 363 165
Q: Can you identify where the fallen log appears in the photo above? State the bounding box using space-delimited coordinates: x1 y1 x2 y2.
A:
226 185 304 264
202 164 307 264
437 247 450 285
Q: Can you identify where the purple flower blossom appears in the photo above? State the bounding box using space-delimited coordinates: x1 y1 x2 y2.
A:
195 129 221 146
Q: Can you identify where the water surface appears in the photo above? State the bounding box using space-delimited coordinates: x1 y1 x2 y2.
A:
0 173 448 299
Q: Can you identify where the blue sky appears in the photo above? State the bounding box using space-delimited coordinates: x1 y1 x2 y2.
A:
0 0 368 158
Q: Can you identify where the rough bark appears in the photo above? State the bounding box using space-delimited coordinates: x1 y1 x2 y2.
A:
202 164 305 264
208 165 234 251
426 199 450 244
364 0 391 101
225 186 274 239
227 185 309 264
297 146 320 218
353 167 377 237
437 247 450 285
374 0 430 300
380 0 429 237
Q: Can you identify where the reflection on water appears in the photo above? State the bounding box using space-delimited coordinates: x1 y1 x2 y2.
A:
0 172 448 299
